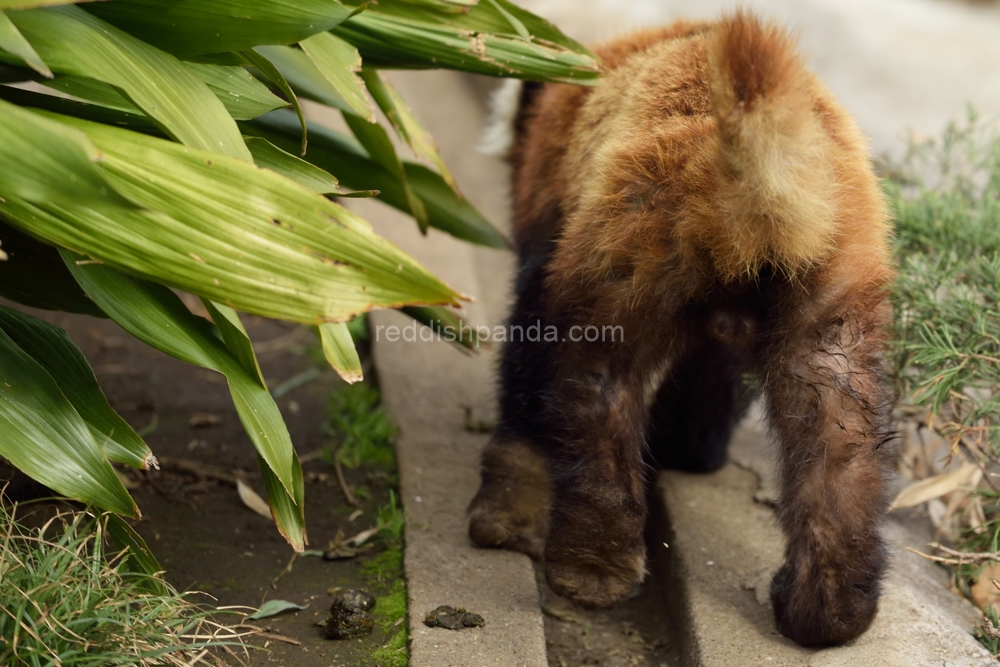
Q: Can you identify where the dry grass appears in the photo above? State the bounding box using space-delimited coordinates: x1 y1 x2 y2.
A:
0 503 252 667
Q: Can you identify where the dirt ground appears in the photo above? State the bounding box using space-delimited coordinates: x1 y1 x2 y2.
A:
6 298 682 667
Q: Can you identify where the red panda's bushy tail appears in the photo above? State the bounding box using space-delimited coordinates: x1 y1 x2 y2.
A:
707 11 839 281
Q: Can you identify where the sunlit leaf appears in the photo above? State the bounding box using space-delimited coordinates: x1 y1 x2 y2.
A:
86 0 357 57
245 136 339 194
0 110 462 323
8 5 250 159
402 305 479 350
361 67 456 191
299 31 374 122
0 322 137 517
202 299 267 387
0 8 50 76
259 452 306 551
333 0 601 84
245 111 508 248
0 305 154 470
241 47 308 155
344 111 428 231
319 322 363 383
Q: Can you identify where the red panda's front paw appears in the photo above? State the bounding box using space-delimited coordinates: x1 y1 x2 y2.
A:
544 541 646 608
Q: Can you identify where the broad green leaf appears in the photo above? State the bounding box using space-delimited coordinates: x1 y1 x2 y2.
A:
185 62 288 120
299 31 374 122
62 256 302 524
245 111 508 248
202 299 267 387
319 322 363 383
0 305 154 470
248 598 308 620
245 136 339 194
106 514 167 591
0 323 137 516
361 67 457 191
344 111 428 231
0 82 161 133
0 1 94 8
0 219 105 315
44 67 287 120
0 98 131 208
43 76 142 114
0 111 462 323
0 8 49 76
241 47 307 155
8 5 251 159
255 44 352 114
333 0 601 84
395 0 476 10
402 305 479 350
259 452 306 552
86 0 357 57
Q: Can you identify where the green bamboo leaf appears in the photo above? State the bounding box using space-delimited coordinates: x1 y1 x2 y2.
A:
62 256 301 514
318 322 363 383
43 76 142 114
0 9 49 76
185 62 288 120
0 110 462 323
0 322 137 517
202 299 267 387
333 0 601 84
0 82 161 133
106 514 166 590
245 136 339 194
0 219 105 316
259 452 306 552
360 67 457 192
8 5 251 159
344 111 429 231
0 98 131 208
241 47 308 155
86 0 357 57
402 305 479 350
245 111 508 248
43 67 285 122
0 0 93 8
254 44 352 114
299 31 375 122
0 305 154 470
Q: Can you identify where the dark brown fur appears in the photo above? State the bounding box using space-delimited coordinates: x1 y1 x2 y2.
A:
469 11 895 646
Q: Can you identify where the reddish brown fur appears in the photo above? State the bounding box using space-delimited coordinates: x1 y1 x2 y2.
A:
469 10 895 646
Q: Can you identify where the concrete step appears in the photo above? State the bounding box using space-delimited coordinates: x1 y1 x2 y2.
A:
649 413 993 667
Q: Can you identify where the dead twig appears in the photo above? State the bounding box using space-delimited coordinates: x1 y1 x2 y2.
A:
332 448 358 507
235 624 302 646
270 553 299 589
907 542 1000 566
155 457 240 486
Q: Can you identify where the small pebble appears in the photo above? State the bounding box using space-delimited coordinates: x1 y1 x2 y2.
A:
424 605 485 630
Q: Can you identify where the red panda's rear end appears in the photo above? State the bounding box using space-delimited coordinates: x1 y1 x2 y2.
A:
470 11 895 647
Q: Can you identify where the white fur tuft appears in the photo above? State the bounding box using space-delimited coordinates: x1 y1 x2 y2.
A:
478 79 524 157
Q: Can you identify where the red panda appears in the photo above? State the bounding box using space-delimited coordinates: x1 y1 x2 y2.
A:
468 10 896 647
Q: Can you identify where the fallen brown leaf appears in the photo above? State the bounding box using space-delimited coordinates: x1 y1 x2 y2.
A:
237 479 272 519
